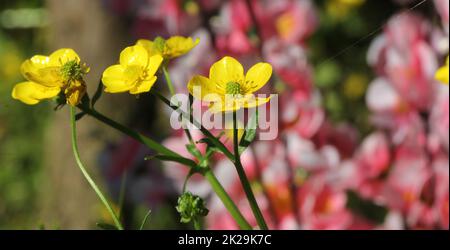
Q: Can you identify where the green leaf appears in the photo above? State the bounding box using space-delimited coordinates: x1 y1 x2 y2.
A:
139 209 152 230
346 190 388 224
145 154 197 167
238 110 258 154
186 144 203 159
96 222 118 230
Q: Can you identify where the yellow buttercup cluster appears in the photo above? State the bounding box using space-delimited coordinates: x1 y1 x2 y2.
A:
12 37 273 114
435 56 449 85
12 48 89 106
137 36 199 60
188 56 272 113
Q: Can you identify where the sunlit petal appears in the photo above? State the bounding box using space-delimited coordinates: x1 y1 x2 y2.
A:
164 36 199 59
244 63 272 94
49 48 81 66
130 76 158 94
120 45 149 68
102 65 134 93
209 56 244 89
12 81 60 105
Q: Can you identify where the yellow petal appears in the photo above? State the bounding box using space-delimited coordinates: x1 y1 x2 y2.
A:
208 99 237 113
435 56 449 85
20 56 62 87
435 66 449 85
12 81 60 105
136 39 161 57
239 95 271 109
209 95 271 113
188 75 222 101
244 63 272 94
209 56 244 90
102 65 134 93
49 48 81 66
208 95 243 113
120 45 149 68
130 76 157 94
146 54 164 77
164 36 200 59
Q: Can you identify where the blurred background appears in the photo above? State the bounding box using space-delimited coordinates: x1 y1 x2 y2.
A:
0 0 448 229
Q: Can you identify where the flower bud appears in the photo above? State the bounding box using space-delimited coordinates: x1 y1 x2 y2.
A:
176 192 209 223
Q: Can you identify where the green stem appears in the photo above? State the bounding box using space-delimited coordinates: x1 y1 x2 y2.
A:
159 69 252 230
233 112 268 230
163 65 176 96
193 219 201 230
139 209 152 230
69 106 124 230
204 170 252 230
118 170 127 220
76 105 251 230
151 90 235 161
162 66 196 145
78 106 194 165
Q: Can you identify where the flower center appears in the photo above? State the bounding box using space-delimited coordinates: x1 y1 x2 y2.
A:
60 60 88 81
226 82 242 96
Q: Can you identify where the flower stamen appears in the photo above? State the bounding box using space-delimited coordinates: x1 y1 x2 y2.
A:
60 60 89 82
226 81 242 96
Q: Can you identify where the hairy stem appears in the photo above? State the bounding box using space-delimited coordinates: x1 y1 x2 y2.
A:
76 105 250 229
163 65 176 96
233 111 268 230
151 90 235 161
70 106 124 230
204 170 252 230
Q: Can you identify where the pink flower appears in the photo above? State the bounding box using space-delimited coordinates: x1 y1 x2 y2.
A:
368 13 438 111
297 175 353 229
355 132 391 179
384 147 430 212
254 0 318 43
264 39 314 94
281 90 324 138
434 0 449 33
429 87 450 151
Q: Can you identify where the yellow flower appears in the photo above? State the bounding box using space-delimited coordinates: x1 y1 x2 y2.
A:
435 56 449 85
11 48 89 106
327 0 365 19
136 36 199 60
342 73 368 100
102 45 163 94
188 56 272 113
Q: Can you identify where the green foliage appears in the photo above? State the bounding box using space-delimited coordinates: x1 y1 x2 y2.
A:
238 110 258 154
346 190 388 225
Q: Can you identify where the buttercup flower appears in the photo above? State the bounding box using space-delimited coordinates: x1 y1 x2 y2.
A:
11 48 89 106
136 36 199 60
188 56 272 113
435 56 449 85
102 45 163 94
